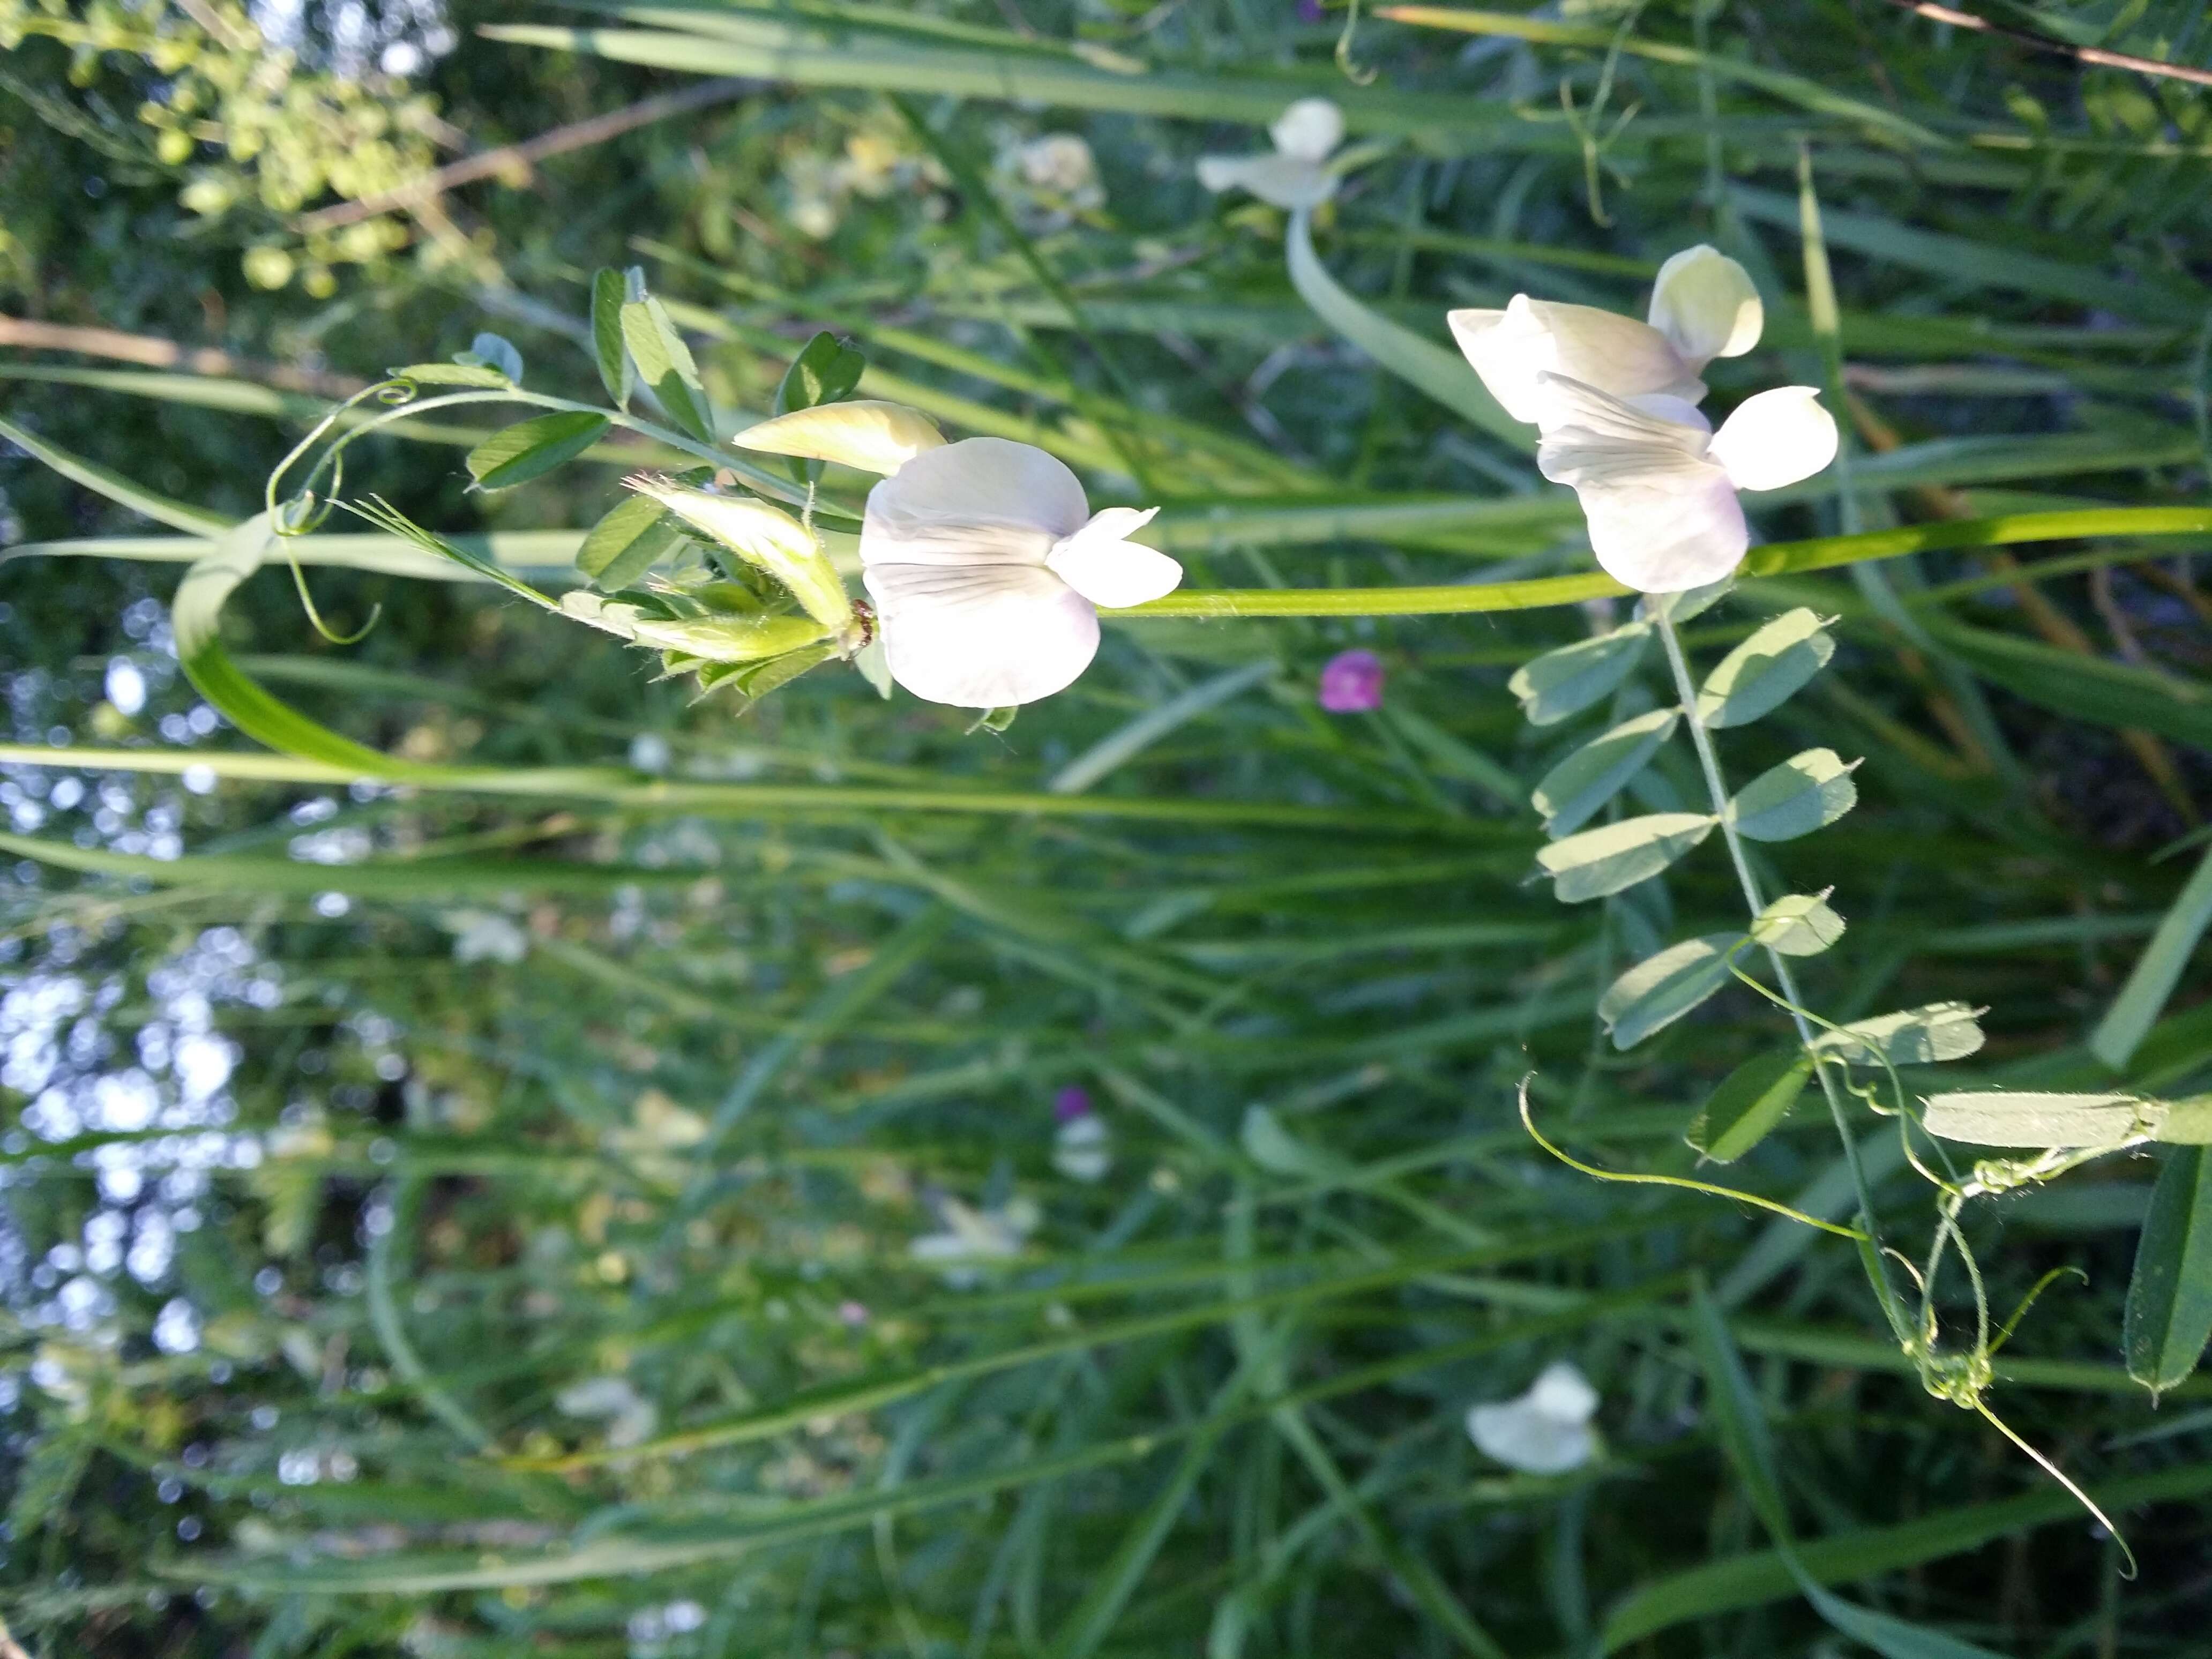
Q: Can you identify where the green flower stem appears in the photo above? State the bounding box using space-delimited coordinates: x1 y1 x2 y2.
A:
1108 507 2212 619
1652 611 1910 1342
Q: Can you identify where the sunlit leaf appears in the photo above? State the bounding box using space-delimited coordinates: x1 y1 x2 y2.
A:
1726 748 1860 842
1813 1003 1985 1066
1536 812 1715 903
1697 608 1835 728
465 412 612 491
1511 625 1651 727
1600 933 1745 1049
1689 1048 1814 1162
2126 1147 2212 1395
1532 708 1678 838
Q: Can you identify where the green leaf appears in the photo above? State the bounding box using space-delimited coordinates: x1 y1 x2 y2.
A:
465 412 612 491
1689 1048 1815 1163
776 330 868 416
576 493 688 590
1750 892 1846 957
1600 933 1745 1050
386 361 514 387
2091 845 2212 1072
0 410 227 535
2156 1096 2212 1144
1725 748 1860 842
591 267 634 407
558 591 829 662
2126 1146 2212 1394
1285 210 1530 450
622 294 716 442
1509 625 1650 727
1537 812 1714 903
1813 1003 1985 1066
1920 1090 2147 1149
1531 708 1678 838
1696 608 1835 728
1929 618 2212 752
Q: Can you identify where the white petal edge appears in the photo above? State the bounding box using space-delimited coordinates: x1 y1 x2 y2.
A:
1527 1361 1599 1423
1196 151 1335 211
1270 97 1345 164
1648 245 1763 366
1575 473 1748 595
730 400 946 475
1466 1400 1596 1475
1707 386 1840 492
863 558 1100 708
1451 297 1702 425
1045 507 1182 608
862 436 1090 556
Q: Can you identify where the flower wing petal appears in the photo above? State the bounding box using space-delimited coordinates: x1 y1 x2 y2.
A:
1574 474 1748 595
1648 244 1763 366
1045 507 1182 607
1707 386 1839 491
1467 1399 1596 1474
864 558 1099 708
1197 151 1335 210
1450 297 1702 424
1269 97 1346 163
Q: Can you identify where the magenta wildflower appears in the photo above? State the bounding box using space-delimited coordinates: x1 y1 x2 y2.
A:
1053 1085 1093 1123
1297 0 1325 20
1317 649 1385 713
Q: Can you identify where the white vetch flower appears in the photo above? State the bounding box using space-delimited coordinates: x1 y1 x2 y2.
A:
1197 98 1345 212
445 910 528 966
860 437 1182 707
1052 1114 1112 1182
556 1376 659 1449
1466 1361 1601 1475
1531 372 1839 592
910 1195 1040 1287
1448 245 1765 422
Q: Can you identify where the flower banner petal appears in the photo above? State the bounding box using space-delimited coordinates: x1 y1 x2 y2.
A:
1648 245 1764 366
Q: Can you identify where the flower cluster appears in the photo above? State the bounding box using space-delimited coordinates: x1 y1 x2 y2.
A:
1449 244 1839 593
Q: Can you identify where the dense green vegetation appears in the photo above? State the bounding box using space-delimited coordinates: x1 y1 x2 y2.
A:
4 2 2212 1655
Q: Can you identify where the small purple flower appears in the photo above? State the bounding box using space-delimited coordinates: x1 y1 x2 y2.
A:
1053 1086 1093 1123
839 1300 871 1328
1317 649 1385 713
1297 0 1325 20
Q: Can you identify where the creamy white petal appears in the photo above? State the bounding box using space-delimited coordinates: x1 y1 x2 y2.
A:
863 436 1090 551
1527 1361 1599 1423
863 558 1098 708
1575 474 1748 594
730 400 946 475
1467 1399 1596 1475
1195 151 1336 211
1706 386 1839 492
1450 296 1702 424
1648 245 1763 367
1052 1115 1113 1182
1045 507 1182 607
1533 373 1712 480
1270 97 1346 163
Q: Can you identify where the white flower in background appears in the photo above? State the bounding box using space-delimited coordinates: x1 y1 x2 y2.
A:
1466 1361 1601 1475
556 1375 659 1449
444 910 528 966
1197 98 1345 212
1016 133 1104 214
1530 372 1837 592
860 437 1183 708
1449 245 1765 421
1052 1114 1113 1182
910 1195 1040 1287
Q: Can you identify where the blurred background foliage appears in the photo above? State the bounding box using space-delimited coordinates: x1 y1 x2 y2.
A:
4 1 2212 1655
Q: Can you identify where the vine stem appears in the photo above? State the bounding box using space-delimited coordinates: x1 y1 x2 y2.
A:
1651 609 1912 1340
